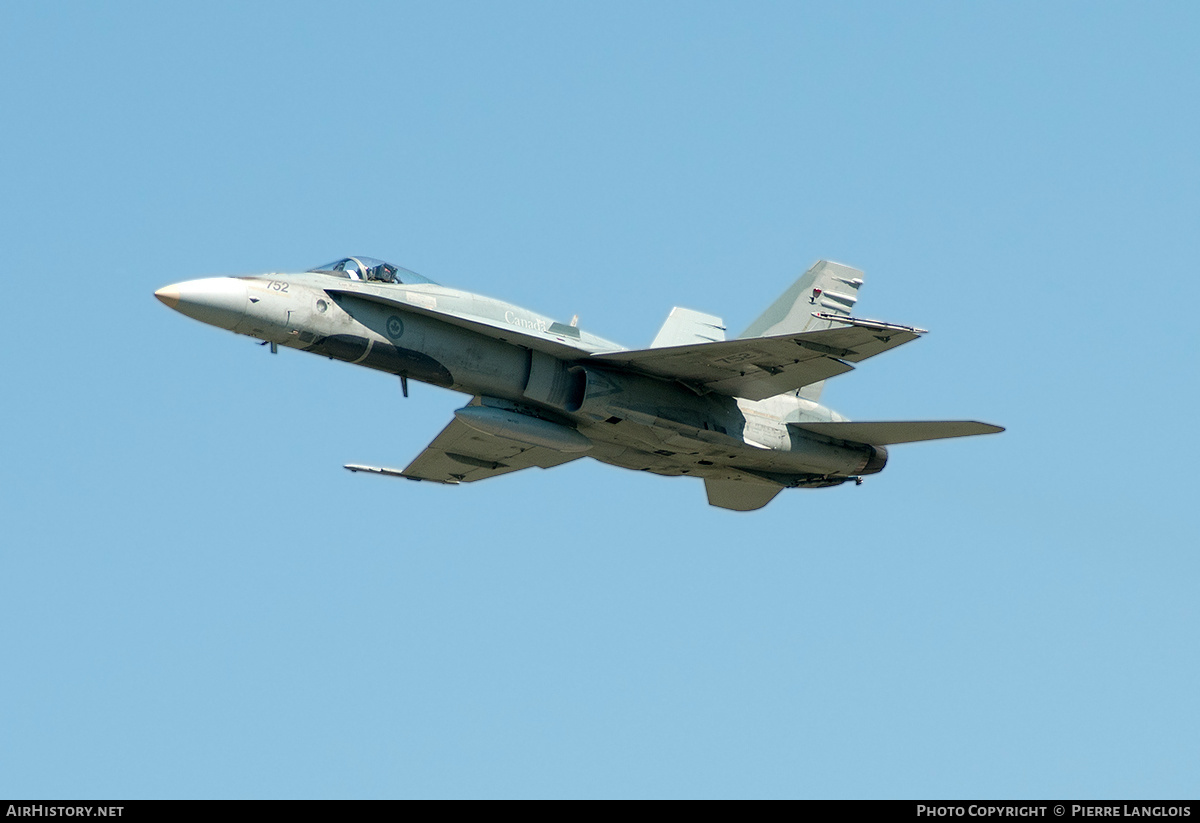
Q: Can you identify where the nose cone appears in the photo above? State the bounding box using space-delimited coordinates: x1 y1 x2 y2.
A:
154 277 248 331
154 285 181 309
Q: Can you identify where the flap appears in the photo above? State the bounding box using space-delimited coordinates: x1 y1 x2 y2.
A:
398 411 584 483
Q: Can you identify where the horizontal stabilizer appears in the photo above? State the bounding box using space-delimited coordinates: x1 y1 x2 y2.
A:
790 420 1004 446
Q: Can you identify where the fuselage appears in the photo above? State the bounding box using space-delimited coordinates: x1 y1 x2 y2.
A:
155 263 886 488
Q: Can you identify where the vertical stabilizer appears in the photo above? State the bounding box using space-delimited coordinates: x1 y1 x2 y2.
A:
651 307 726 348
739 260 864 338
739 260 864 401
704 478 783 511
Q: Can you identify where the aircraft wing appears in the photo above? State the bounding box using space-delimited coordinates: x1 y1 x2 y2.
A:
390 413 583 484
589 318 924 400
789 420 1004 445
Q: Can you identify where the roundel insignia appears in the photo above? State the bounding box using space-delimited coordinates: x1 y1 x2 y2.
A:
386 316 404 339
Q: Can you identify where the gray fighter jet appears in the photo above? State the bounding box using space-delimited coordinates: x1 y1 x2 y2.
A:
155 256 1001 510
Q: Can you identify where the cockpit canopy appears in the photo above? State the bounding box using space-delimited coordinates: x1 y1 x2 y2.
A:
308 256 437 285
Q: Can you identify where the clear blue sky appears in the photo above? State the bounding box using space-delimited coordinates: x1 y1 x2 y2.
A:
3 0 1198 799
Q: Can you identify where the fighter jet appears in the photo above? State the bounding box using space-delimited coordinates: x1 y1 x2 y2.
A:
155 256 1001 510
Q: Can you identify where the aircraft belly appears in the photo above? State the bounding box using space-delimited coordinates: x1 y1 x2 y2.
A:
307 333 369 362
579 418 748 477
303 335 455 387
579 413 870 480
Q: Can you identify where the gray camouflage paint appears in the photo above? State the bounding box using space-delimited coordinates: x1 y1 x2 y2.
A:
155 259 998 510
